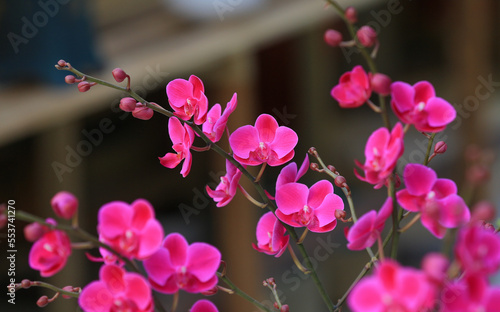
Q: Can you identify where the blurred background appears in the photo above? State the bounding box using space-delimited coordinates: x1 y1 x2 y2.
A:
1 0 499 311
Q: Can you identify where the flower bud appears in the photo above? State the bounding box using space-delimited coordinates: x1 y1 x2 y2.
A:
200 286 218 296
345 6 357 23
77 81 91 92
51 191 78 219
471 201 496 222
356 25 377 47
281 304 290 312
62 286 75 299
434 141 447 154
132 104 154 120
335 209 346 220
37 296 49 307
112 68 129 83
119 97 138 112
324 29 343 47
21 279 31 289
24 222 46 242
370 73 391 96
334 175 347 188
65 75 76 84
57 60 67 67
422 253 449 284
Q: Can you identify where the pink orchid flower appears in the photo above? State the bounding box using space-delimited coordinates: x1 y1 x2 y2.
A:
354 122 404 188
391 81 456 132
396 163 470 238
229 114 298 167
143 233 221 294
348 260 434 312
190 300 219 312
97 199 164 260
331 65 372 108
346 197 393 250
275 154 310 190
79 264 153 312
159 117 195 178
51 191 78 219
202 93 237 143
166 75 208 125
206 159 242 207
275 180 344 233
440 275 500 312
29 229 72 277
252 211 289 257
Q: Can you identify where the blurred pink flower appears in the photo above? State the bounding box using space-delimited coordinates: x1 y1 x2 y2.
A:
331 65 372 108
396 163 470 238
97 199 164 260
79 264 153 312
345 197 392 250
51 191 78 219
159 117 195 177
202 92 237 143
206 159 242 207
440 275 500 312
190 300 219 312
143 233 221 294
29 229 71 277
275 180 344 233
354 122 404 188
229 114 298 166
391 81 456 132
252 211 289 257
166 75 208 125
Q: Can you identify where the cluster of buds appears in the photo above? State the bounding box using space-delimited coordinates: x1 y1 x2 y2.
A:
119 97 155 120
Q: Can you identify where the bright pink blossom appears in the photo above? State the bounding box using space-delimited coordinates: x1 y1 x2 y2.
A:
229 114 298 167
143 233 221 294
391 81 456 132
51 191 78 219
275 154 309 190
29 229 72 277
190 300 219 312
275 180 344 233
97 199 164 260
159 117 195 177
346 197 392 250
348 260 434 312
206 159 242 207
440 275 500 312
79 264 153 312
166 75 208 125
331 65 372 108
396 163 470 238
454 223 500 277
202 93 237 143
354 122 404 188
252 211 289 257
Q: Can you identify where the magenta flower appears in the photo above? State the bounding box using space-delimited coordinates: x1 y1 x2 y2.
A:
275 154 309 190
275 180 344 233
348 260 434 312
229 114 298 167
97 199 164 260
79 264 153 312
206 159 242 207
252 211 289 257
51 191 78 219
396 163 470 238
29 229 72 277
202 93 237 143
346 197 393 250
391 81 456 132
331 65 372 108
190 300 219 312
166 75 208 125
354 122 404 188
454 223 500 277
143 233 221 294
159 117 195 177
440 275 500 312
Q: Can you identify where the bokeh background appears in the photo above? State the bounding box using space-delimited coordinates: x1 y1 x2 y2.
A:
1 0 499 311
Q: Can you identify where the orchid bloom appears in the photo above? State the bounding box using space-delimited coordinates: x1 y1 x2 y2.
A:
206 159 242 207
202 92 237 143
166 75 208 125
396 163 470 238
97 199 164 260
391 81 456 132
275 180 344 233
440 275 500 312
229 114 298 167
275 154 310 190
346 197 393 250
355 122 404 188
252 211 289 257
331 65 372 108
143 233 221 294
159 117 195 177
79 264 153 312
190 300 219 312
29 229 72 277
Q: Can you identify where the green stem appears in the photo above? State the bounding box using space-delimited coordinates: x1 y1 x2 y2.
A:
423 133 436 166
15 281 80 298
218 273 273 312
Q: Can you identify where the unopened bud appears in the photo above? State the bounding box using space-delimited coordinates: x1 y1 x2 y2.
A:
308 147 317 156
370 73 391 96
57 60 67 67
201 286 218 296
62 286 75 299
281 304 289 312
345 6 357 23
24 222 46 242
310 163 320 171
119 97 138 112
51 191 78 220
434 141 447 154
334 175 347 188
471 201 496 222
324 29 343 47
21 279 31 289
112 68 129 83
356 25 377 47
77 81 92 92
335 209 346 220
65 75 76 84
327 165 337 173
132 103 154 120
37 296 49 307
266 278 276 287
